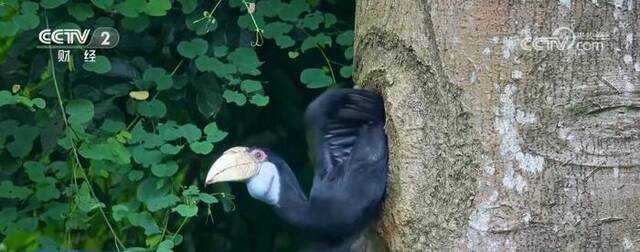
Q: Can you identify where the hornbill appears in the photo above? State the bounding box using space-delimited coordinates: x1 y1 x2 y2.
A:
205 88 388 250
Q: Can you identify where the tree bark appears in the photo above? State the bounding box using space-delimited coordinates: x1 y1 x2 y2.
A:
354 1 639 251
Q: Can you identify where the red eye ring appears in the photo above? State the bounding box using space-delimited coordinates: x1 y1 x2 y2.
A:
251 149 266 161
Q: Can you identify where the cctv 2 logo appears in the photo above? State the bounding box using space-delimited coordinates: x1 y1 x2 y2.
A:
38 27 119 49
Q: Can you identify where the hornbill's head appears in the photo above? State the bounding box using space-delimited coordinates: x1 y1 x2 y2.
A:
205 146 281 205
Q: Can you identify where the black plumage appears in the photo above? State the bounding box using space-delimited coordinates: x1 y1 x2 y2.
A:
206 88 388 251
268 88 388 238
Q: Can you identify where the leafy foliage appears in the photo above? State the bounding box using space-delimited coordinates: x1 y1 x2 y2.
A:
0 0 354 251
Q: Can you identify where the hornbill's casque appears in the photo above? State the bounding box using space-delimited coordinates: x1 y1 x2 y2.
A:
205 88 388 245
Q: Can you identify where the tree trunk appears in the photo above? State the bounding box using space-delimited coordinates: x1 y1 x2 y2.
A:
354 1 639 251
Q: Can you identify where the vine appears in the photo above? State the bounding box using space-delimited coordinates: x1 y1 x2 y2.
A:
0 0 355 251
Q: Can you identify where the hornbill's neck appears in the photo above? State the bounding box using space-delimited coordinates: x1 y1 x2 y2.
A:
246 155 316 229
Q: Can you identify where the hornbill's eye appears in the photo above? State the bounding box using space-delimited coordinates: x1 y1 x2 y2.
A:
250 149 267 161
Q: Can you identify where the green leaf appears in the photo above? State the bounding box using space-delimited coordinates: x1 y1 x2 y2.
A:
344 46 353 60
137 177 169 203
100 119 126 133
173 204 197 217
0 22 18 37
178 124 201 143
263 22 293 39
35 177 60 202
177 0 196 13
146 193 179 212
147 235 163 248
157 240 175 252
0 207 17 232
275 35 295 49
151 162 179 177
256 0 282 17
76 182 105 212
143 0 171 16
128 170 144 181
301 12 323 30
22 2 40 13
143 67 173 90
300 68 333 88
237 14 265 30
160 144 182 155
324 13 337 28
301 34 332 52
189 141 213 155
122 15 150 32
115 0 145 17
177 38 209 59
13 217 38 232
32 98 46 109
340 65 353 78
0 181 33 200
82 56 112 74
288 51 299 59
66 99 94 125
42 202 69 221
227 48 262 76
24 161 46 183
49 161 69 179
13 13 40 30
198 193 218 204
137 99 167 118
249 94 269 106
195 56 236 78
337 30 354 46
91 0 114 9
142 134 164 149
79 138 132 164
204 122 228 143
128 212 161 235
214 46 229 57
41 0 68 9
132 146 163 167
7 125 38 158
240 80 262 93
112 204 130 221
157 123 180 141
222 90 247 106
278 0 309 21
67 3 94 21
182 185 200 197
130 122 149 144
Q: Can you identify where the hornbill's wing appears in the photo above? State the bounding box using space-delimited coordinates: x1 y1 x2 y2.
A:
304 88 385 182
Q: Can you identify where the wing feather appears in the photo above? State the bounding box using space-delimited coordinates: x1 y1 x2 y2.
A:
305 88 385 181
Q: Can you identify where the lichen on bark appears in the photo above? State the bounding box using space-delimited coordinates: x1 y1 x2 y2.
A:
355 0 640 251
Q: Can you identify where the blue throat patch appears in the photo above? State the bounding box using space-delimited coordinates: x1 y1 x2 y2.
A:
246 162 280 206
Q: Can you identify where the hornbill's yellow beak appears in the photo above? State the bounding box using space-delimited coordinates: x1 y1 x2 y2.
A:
205 146 260 185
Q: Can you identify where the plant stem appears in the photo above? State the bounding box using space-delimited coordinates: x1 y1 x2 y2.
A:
316 46 337 86
298 28 337 86
44 10 126 251
172 217 189 241
242 0 264 46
